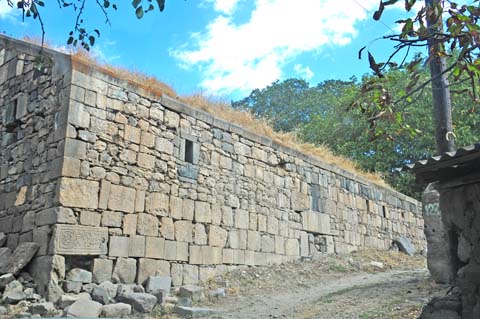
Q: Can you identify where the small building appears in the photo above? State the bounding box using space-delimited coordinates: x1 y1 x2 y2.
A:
407 143 480 319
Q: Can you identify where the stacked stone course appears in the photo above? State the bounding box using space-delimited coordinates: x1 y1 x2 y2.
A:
0 35 425 299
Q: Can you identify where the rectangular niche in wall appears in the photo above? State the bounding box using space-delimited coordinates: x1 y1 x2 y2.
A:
178 137 200 182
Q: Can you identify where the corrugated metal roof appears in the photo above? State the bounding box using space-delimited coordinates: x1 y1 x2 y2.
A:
404 143 480 173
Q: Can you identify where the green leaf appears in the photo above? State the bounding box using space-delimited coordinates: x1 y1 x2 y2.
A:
67 37 73 45
135 6 144 18
89 36 95 46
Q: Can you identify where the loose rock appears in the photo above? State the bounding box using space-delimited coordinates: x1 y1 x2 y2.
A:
179 285 205 302
57 292 91 309
0 232 6 247
66 268 92 283
101 303 132 317
0 243 39 275
0 273 15 288
2 280 26 304
66 299 103 318
116 292 157 313
394 236 416 256
30 302 56 315
175 306 214 318
91 285 110 305
145 276 172 294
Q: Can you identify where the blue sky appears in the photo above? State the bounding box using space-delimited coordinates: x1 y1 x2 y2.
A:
0 0 428 100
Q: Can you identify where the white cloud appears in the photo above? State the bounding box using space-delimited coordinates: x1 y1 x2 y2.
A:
294 64 314 81
0 1 15 19
204 0 241 15
173 0 381 96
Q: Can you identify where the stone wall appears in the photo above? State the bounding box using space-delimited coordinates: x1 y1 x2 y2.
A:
0 36 425 298
0 37 72 257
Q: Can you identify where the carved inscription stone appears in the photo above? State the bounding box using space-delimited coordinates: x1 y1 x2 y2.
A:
53 225 108 255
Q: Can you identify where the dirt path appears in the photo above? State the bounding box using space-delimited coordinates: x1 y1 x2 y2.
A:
206 268 441 319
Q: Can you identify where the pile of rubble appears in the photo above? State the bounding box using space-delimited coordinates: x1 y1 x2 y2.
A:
0 236 223 318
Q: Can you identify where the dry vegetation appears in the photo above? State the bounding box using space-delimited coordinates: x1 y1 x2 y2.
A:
23 37 387 186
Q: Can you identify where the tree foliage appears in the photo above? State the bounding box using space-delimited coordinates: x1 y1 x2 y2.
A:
3 0 167 50
357 0 480 150
233 68 480 198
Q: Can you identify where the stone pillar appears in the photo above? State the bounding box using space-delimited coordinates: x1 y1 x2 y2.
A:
422 182 453 284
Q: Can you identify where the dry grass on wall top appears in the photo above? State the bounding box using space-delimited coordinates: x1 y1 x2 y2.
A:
20 37 387 187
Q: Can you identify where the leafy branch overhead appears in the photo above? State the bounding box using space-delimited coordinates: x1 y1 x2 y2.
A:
356 0 480 142
4 0 167 51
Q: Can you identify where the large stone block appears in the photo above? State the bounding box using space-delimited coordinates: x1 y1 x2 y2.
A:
64 138 87 159
170 196 183 220
146 192 169 215
285 239 300 256
234 209 249 229
194 201 211 223
68 101 90 128
229 229 247 250
137 258 170 285
182 199 195 220
35 207 76 226
145 237 165 259
112 258 136 284
108 184 136 213
137 213 158 237
129 236 146 258
53 224 108 255
175 220 193 242
160 217 175 240
92 258 113 284
301 211 331 234
109 236 129 257
57 178 99 209
291 191 310 212
209 226 227 247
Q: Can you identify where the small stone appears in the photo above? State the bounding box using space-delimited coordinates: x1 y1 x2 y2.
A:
178 285 205 302
67 268 92 283
0 248 12 269
209 288 226 298
0 273 15 288
175 306 214 318
57 293 91 309
66 299 103 318
2 280 26 304
91 285 111 305
177 297 193 307
99 281 118 299
0 232 6 247
82 283 95 294
30 302 56 315
116 284 145 296
116 292 157 313
369 261 384 269
145 276 172 295
63 281 82 294
101 303 132 317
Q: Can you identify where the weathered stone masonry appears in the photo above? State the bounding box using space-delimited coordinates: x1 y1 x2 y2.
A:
0 35 425 300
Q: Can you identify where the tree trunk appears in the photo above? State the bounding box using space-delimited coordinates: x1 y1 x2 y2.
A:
426 0 455 154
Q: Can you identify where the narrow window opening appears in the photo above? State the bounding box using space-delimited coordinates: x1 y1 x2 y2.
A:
382 206 387 218
6 99 18 133
366 200 370 212
401 212 405 219
184 139 194 164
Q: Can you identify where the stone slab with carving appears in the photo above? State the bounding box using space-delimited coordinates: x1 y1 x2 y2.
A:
53 225 108 255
